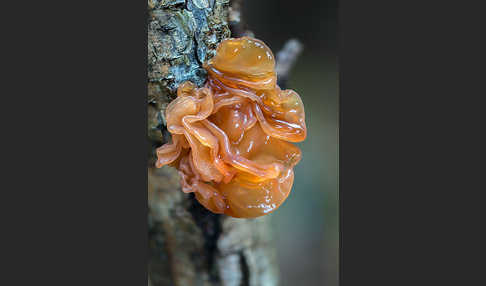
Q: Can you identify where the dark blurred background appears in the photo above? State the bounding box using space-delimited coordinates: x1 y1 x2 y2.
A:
242 1 338 285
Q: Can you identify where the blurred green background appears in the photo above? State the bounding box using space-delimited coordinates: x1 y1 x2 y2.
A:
243 1 338 285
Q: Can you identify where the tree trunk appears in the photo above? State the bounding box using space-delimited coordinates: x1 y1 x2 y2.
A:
148 1 279 285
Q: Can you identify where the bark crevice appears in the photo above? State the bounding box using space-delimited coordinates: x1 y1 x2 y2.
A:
239 251 250 286
187 194 223 283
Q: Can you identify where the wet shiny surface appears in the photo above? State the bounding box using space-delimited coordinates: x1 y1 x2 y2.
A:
156 37 307 218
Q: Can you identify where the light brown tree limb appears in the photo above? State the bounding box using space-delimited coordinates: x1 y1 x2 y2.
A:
147 1 283 285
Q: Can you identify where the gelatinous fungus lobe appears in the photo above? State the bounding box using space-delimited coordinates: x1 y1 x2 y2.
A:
156 37 307 218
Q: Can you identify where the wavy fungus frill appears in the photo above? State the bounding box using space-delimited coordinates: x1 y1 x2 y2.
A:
155 37 307 218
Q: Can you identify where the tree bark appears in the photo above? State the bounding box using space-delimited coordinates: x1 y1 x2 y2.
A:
148 1 280 285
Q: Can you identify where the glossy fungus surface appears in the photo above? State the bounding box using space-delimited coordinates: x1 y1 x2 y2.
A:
156 37 307 218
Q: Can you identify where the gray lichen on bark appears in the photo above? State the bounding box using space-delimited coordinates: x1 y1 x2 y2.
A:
148 1 280 286
148 0 230 101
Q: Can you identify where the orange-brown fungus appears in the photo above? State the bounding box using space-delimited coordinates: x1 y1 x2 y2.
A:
156 37 307 218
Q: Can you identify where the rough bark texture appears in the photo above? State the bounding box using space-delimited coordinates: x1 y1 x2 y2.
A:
148 1 280 285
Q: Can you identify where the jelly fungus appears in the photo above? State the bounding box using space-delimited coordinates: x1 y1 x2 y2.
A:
156 37 306 218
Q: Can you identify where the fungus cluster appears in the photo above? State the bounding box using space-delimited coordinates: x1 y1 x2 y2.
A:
156 37 306 218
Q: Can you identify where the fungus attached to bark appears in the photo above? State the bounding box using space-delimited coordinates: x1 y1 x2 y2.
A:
156 37 307 218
